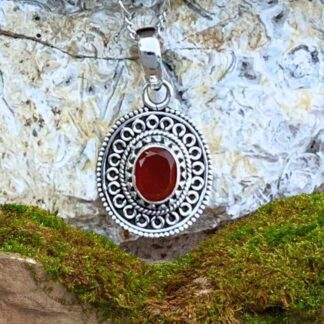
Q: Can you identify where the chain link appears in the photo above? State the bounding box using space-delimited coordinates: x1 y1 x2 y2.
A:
118 0 169 40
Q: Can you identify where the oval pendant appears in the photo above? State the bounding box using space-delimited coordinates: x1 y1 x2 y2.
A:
97 106 212 237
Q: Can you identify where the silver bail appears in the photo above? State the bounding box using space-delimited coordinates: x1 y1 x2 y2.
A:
137 27 163 90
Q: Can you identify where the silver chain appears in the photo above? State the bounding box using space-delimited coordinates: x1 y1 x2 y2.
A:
118 0 169 40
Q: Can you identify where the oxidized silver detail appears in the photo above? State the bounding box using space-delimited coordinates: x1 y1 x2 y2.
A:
143 80 173 110
97 107 212 237
120 130 190 214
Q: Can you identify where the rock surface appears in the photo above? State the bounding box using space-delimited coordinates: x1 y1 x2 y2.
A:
0 252 96 323
0 0 323 259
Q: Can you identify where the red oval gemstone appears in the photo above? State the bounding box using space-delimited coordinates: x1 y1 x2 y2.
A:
135 147 178 202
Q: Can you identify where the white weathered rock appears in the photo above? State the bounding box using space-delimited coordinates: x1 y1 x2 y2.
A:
0 0 323 259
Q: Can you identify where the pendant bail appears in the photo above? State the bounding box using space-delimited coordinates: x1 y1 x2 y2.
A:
137 27 163 90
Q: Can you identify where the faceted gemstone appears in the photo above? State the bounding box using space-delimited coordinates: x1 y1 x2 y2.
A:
134 146 177 202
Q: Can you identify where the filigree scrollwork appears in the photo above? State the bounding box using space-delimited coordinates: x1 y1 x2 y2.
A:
97 107 212 237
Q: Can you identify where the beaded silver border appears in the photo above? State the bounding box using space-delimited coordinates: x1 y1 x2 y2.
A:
97 107 213 237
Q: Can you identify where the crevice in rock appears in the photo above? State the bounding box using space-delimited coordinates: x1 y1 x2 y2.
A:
162 51 193 113
119 207 227 261
182 0 215 20
0 29 136 61
120 230 210 261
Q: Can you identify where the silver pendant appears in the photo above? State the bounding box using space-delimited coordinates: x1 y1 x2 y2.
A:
97 28 212 237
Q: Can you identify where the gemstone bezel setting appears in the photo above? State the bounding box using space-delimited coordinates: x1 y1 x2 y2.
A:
132 144 180 204
97 107 212 237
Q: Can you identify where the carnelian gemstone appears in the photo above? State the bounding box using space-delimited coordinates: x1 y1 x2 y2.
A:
135 147 177 202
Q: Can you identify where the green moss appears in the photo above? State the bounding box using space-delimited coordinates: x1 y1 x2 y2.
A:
0 193 323 322
0 204 148 318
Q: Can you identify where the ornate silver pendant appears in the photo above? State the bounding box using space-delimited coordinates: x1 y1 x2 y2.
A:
97 105 212 237
97 28 212 237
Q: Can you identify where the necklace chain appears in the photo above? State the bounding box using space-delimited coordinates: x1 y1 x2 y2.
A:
118 0 169 40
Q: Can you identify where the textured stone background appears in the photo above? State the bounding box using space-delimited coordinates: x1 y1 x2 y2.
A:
0 0 323 260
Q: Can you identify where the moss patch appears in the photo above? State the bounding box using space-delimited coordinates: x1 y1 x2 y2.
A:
0 204 148 319
0 193 323 322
